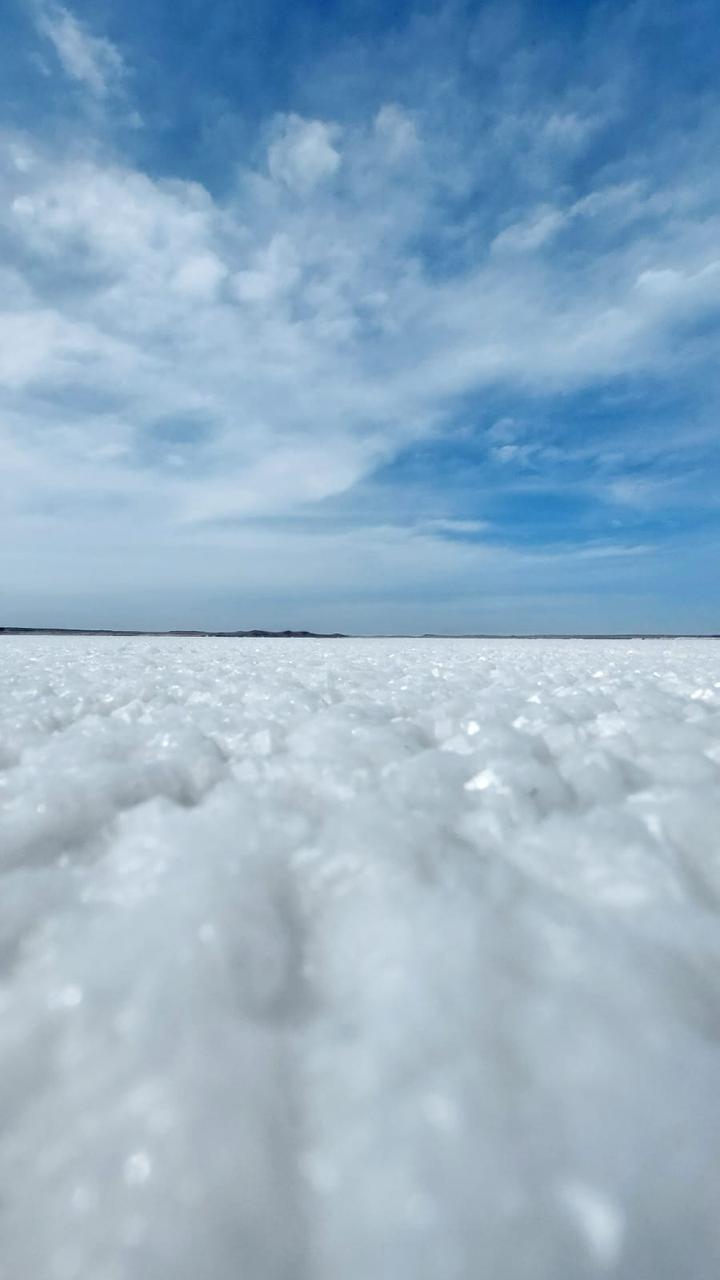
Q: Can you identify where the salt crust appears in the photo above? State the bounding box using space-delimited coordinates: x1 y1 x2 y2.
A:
1 637 719 1279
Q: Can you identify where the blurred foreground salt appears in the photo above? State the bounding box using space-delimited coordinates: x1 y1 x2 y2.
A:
1 636 720 1280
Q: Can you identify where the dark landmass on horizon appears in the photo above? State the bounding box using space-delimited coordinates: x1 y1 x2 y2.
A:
0 627 345 638
1 628 717 639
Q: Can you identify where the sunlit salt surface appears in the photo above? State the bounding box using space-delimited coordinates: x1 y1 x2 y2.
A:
1 635 720 1280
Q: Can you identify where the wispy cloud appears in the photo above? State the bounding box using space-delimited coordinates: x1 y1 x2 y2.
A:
1 0 719 629
35 3 125 99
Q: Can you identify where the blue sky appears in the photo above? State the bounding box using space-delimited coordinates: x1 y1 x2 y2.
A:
1 0 719 632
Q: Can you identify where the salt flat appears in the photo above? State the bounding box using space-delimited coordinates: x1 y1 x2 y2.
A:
1 636 719 1280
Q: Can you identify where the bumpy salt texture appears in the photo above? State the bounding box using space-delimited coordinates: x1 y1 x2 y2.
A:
1 636 719 1280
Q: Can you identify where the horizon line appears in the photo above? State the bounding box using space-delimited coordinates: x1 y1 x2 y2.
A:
2 627 718 641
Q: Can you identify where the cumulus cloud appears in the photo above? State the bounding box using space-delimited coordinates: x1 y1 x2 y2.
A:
232 234 300 304
173 252 227 299
267 114 341 194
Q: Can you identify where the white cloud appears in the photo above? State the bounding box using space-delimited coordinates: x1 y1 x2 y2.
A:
374 105 420 159
491 182 663 257
232 234 300 304
605 478 673 510
35 4 125 99
635 260 720 309
487 418 518 443
2 118 719 542
1 0 717 631
491 205 566 254
173 252 227 299
424 519 489 535
542 110 602 148
267 114 341 194
491 444 536 466
3 0 720 632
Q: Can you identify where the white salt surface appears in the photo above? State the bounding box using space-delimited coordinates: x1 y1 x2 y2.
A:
1 636 720 1280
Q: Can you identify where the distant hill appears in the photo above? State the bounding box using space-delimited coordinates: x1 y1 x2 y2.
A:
0 628 346 638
